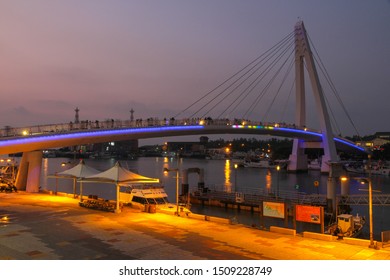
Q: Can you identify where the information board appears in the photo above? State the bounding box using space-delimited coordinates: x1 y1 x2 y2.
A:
295 205 321 224
263 201 285 219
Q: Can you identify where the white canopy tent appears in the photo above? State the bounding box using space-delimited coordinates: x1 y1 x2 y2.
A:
50 159 100 200
82 161 160 213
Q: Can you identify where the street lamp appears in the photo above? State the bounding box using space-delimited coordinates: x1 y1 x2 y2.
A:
276 165 280 198
234 163 238 192
340 175 375 248
164 167 180 216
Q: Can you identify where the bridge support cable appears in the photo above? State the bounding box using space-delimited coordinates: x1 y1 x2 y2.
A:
259 55 295 122
196 35 295 119
303 61 342 136
215 40 295 120
308 34 362 139
173 31 295 119
278 79 295 123
244 47 294 120
241 45 295 120
226 40 295 119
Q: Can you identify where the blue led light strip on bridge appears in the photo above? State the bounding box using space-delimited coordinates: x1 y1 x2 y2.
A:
0 124 365 153
0 125 205 147
231 124 365 152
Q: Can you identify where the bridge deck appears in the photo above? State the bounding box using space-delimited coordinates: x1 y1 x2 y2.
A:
0 118 364 155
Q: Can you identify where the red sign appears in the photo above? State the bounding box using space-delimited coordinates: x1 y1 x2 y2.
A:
295 205 321 224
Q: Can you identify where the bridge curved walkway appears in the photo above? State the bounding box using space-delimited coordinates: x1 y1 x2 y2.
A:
0 118 365 155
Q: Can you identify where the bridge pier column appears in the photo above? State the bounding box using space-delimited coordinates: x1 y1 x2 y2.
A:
287 139 308 172
326 162 343 215
320 155 331 173
181 168 205 195
15 150 43 192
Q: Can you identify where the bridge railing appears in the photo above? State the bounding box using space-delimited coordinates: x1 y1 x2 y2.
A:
196 184 327 205
0 118 305 139
338 194 390 205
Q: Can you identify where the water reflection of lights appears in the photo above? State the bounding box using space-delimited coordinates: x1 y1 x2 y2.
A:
266 169 272 193
1 215 10 224
42 158 49 191
224 160 232 192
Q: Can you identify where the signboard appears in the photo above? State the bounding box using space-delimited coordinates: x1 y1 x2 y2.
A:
263 201 285 219
295 205 321 224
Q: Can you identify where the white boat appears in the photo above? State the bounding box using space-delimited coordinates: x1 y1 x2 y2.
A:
345 160 390 176
370 161 390 176
308 159 321 170
243 159 275 168
120 184 191 214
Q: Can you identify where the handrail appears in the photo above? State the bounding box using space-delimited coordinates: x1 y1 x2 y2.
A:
0 118 311 138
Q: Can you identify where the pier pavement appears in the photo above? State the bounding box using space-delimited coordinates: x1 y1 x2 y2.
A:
1 192 390 260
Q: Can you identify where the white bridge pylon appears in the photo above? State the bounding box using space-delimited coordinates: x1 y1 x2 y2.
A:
288 21 340 174
288 20 345 215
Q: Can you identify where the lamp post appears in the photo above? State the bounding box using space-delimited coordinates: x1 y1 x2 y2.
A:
367 177 374 248
234 163 238 192
276 165 280 198
55 172 58 195
164 167 179 216
340 175 375 248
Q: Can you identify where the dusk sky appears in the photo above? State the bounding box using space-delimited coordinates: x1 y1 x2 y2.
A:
1 0 389 144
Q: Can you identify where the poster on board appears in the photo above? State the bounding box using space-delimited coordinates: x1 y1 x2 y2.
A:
263 201 285 219
295 205 321 224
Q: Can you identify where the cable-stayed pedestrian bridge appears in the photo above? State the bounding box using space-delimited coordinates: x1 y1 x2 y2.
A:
0 118 364 155
0 21 370 216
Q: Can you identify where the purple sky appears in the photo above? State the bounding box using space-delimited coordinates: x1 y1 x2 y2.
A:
1 0 389 143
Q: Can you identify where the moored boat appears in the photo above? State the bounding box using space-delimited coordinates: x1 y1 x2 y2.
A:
325 213 365 238
308 159 321 170
243 159 275 168
345 160 390 176
120 184 191 214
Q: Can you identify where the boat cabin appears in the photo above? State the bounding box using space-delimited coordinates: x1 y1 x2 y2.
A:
120 185 169 207
336 214 354 233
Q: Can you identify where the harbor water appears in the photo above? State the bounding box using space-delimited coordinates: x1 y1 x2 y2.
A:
40 157 390 241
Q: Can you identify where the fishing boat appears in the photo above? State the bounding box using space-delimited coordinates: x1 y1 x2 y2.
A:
345 160 390 176
120 184 191 214
370 160 390 176
243 158 276 168
325 213 365 238
308 159 321 170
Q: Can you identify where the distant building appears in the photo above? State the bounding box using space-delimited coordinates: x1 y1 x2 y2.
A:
166 136 209 158
356 132 390 150
91 140 139 158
